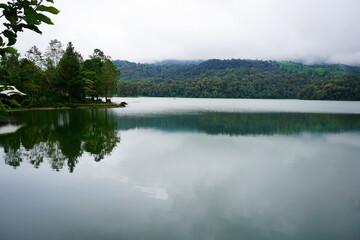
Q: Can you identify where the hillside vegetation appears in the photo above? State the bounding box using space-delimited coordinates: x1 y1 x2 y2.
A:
114 59 360 100
298 75 360 100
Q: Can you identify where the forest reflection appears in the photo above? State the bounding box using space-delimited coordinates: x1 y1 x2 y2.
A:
1 110 360 172
115 112 360 135
0 109 120 172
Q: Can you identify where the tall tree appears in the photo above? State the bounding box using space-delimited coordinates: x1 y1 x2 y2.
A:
44 39 64 68
90 48 107 62
18 59 42 105
0 51 20 73
0 51 21 87
26 45 43 69
82 57 103 100
57 42 81 103
100 59 120 101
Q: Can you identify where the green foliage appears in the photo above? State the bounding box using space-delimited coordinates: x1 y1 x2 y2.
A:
117 81 139 96
0 96 16 109
114 59 360 100
0 67 11 83
4 98 21 107
18 59 42 104
82 55 104 99
90 48 108 61
100 59 120 100
298 75 360 100
0 51 20 73
82 49 120 101
58 42 81 103
3 44 360 109
278 62 360 78
0 42 122 109
0 0 59 57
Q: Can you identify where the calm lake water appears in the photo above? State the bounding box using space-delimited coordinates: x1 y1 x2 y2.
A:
1 98 360 240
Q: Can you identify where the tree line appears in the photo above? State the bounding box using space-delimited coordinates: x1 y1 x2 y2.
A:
0 40 120 108
298 75 360 101
114 59 360 100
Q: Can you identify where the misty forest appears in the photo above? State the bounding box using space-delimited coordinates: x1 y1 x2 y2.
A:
2 48 360 111
114 59 360 100
0 0 359 112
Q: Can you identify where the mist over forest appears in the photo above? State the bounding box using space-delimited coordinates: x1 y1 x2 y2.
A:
114 58 360 100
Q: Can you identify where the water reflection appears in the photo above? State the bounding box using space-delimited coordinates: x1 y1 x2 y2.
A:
114 112 360 135
1 110 360 172
1 108 360 239
114 130 360 239
0 109 120 172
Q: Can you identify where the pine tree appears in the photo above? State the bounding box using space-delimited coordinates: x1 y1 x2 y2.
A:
57 42 81 103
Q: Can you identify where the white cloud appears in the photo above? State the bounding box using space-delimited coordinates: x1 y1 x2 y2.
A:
12 0 360 65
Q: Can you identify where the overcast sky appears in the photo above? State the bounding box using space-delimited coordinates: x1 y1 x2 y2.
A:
12 0 360 65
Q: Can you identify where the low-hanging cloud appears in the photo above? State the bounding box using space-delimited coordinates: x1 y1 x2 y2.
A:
14 0 360 65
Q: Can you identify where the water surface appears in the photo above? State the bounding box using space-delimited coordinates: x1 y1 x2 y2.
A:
1 98 360 240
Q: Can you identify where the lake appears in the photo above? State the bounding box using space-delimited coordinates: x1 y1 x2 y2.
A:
1 98 360 240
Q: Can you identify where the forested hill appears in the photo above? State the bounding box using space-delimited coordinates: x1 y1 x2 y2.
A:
113 59 360 100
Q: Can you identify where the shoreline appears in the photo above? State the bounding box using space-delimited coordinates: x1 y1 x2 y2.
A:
4 103 125 113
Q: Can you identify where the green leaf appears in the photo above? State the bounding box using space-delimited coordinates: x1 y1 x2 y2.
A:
22 24 42 34
3 30 17 46
35 13 54 25
7 37 16 46
45 0 55 3
36 5 60 14
0 36 3 46
23 15 38 25
23 6 37 16
3 47 17 54
4 98 21 107
0 47 17 58
3 9 18 23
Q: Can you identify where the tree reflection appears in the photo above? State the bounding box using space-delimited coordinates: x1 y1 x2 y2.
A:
115 112 360 136
2 110 360 172
0 109 120 172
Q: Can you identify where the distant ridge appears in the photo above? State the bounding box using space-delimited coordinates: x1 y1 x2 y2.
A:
113 59 360 100
153 59 204 65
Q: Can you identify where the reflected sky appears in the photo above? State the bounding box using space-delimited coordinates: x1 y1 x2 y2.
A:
1 128 360 239
112 97 360 115
1 109 359 172
1 99 360 239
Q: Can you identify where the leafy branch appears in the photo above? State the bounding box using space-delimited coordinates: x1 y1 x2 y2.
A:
0 0 59 57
